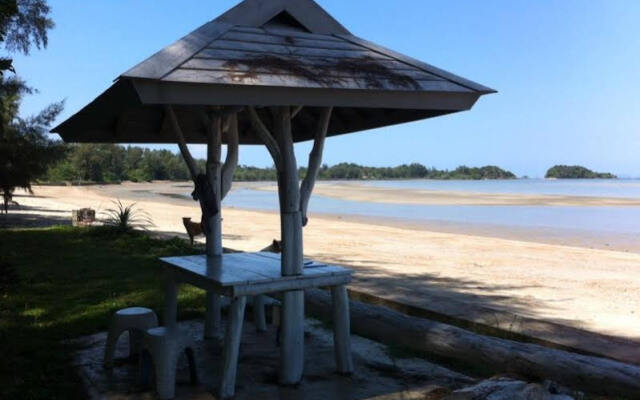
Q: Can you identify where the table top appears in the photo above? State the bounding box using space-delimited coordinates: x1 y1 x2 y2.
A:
160 252 352 288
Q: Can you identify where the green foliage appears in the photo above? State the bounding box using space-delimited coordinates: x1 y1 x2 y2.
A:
44 145 517 183
310 162 516 181
102 200 153 233
0 0 53 76
233 164 278 181
45 144 191 183
545 165 617 179
0 226 202 399
1 76 65 213
0 0 61 213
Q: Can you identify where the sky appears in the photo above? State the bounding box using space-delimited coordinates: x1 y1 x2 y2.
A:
10 0 640 178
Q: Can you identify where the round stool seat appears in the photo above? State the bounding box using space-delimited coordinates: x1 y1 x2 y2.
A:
141 326 198 400
103 307 159 368
117 307 155 316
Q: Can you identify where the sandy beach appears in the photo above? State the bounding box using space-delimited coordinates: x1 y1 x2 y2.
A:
5 181 640 346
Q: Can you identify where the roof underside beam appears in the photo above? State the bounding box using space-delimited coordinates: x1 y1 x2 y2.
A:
131 79 480 110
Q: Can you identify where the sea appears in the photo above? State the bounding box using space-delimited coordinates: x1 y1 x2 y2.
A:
218 179 640 240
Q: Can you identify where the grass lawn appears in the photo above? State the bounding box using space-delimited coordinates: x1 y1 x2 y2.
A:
0 226 205 399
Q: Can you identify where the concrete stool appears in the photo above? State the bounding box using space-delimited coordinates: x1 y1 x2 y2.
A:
104 307 158 368
140 327 198 400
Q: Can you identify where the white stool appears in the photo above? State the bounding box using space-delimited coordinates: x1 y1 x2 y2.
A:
104 307 158 368
140 327 198 400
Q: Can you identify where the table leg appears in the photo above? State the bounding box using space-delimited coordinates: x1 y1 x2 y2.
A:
279 289 305 385
163 271 178 329
220 295 246 399
204 291 222 339
331 285 353 374
253 295 267 332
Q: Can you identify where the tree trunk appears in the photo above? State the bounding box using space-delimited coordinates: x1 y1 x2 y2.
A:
206 116 223 257
2 191 8 214
272 106 305 385
305 288 640 399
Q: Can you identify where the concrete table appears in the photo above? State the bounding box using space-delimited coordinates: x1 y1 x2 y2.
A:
159 252 354 398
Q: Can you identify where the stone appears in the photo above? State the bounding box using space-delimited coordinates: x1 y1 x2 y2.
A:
443 377 576 400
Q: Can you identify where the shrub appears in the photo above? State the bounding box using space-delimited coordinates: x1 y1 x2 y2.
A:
101 200 153 233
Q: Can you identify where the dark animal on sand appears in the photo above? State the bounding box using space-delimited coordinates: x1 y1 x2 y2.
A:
261 239 282 253
183 217 204 246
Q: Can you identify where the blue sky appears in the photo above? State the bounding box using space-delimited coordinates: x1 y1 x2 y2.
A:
10 0 640 178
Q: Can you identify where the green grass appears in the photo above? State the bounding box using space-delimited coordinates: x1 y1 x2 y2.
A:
0 226 205 399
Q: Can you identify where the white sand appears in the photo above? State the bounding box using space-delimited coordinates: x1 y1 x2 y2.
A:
6 182 640 340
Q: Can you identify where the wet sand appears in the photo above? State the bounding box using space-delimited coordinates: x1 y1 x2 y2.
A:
255 181 640 206
5 182 640 342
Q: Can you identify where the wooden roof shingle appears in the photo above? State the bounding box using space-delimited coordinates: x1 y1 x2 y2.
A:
53 0 495 144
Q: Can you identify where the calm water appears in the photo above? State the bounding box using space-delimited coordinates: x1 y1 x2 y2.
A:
219 180 640 236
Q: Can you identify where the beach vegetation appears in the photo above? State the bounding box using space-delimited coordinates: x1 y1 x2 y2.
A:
102 199 154 233
545 165 616 179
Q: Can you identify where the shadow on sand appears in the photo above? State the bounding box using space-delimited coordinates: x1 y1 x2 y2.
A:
0 204 71 228
4 203 640 366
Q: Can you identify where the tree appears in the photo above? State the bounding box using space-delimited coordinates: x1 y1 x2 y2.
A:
0 0 60 213
0 0 53 76
545 165 616 179
0 78 64 212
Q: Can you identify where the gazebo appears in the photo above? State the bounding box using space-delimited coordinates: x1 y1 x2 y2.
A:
53 0 494 397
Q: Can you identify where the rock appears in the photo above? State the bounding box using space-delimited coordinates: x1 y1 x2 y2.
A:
443 377 575 400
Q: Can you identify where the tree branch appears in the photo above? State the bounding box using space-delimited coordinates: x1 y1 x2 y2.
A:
247 106 282 170
165 105 199 181
299 107 332 226
212 105 245 118
221 112 239 199
291 105 303 119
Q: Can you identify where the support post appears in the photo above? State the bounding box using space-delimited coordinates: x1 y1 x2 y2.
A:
167 106 240 339
331 285 353 374
205 115 223 257
253 295 267 332
247 106 337 385
203 115 224 339
204 292 222 339
163 270 178 330
220 296 247 399
273 106 306 384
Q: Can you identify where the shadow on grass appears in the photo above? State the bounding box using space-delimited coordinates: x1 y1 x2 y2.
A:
0 225 203 399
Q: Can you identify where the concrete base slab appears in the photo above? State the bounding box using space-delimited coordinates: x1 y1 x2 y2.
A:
69 318 473 400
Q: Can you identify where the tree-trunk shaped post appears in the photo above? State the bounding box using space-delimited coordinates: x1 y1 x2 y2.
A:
166 105 239 338
248 105 332 385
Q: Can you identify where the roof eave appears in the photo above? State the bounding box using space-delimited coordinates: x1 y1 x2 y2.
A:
128 78 483 111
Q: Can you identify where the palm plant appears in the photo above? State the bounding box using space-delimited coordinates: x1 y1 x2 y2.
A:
102 200 153 233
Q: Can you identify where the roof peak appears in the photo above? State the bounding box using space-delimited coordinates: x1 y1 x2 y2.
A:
214 0 350 35
262 10 312 32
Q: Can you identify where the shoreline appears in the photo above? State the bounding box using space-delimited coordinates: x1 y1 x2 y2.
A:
253 181 640 207
81 181 640 253
5 183 640 341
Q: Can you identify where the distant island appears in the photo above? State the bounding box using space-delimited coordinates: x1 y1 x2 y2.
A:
297 163 516 181
545 165 617 179
43 144 517 183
